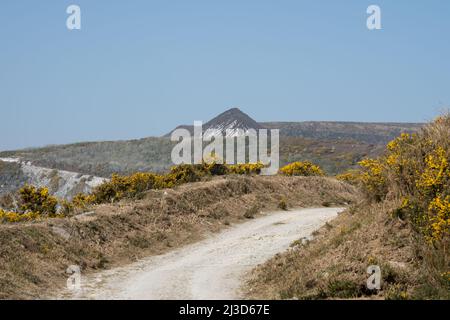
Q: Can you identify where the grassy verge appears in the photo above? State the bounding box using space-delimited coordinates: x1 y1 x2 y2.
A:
246 201 407 299
245 200 449 299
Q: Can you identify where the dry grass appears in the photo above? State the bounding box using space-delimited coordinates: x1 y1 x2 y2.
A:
0 175 357 299
245 199 449 300
247 202 438 299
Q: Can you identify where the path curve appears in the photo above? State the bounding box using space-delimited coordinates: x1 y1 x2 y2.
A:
61 207 344 300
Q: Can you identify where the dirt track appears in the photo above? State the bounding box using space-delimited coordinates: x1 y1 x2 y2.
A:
60 207 344 300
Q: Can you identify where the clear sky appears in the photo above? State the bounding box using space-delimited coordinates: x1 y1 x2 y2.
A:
1 0 449 150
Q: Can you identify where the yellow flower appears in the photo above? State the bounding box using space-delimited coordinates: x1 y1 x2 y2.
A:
279 161 324 176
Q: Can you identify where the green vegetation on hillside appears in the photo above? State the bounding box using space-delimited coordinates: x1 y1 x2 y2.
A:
0 161 27 195
0 135 383 182
0 138 175 178
263 121 422 145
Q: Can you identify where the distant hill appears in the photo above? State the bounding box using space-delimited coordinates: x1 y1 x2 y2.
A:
0 138 175 178
203 108 264 138
167 107 423 145
262 121 423 145
0 135 383 182
166 108 263 138
0 108 423 191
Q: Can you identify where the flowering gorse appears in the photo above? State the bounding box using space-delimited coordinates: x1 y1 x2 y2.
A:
0 209 40 223
0 185 60 223
279 161 324 177
346 114 450 243
0 159 273 224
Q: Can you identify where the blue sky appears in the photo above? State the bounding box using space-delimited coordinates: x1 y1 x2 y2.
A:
1 0 449 150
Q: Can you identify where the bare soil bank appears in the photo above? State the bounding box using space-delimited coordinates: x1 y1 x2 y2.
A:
0 175 357 299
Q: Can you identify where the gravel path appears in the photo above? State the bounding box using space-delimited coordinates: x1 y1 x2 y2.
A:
60 207 344 300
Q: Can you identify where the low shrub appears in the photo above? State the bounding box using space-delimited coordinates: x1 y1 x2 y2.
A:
279 161 324 177
71 193 96 209
356 115 450 243
0 185 59 223
202 162 229 176
18 185 58 216
165 164 205 185
357 159 388 202
0 209 40 223
228 163 265 175
326 279 362 299
91 172 165 203
278 198 288 211
244 205 259 219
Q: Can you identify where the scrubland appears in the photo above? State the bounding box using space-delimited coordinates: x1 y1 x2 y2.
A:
246 115 450 300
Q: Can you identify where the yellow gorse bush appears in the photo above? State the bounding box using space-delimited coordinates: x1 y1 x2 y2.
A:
90 172 166 203
71 193 96 209
0 185 61 224
427 195 450 242
386 133 415 152
279 161 324 177
355 114 450 243
0 155 319 225
416 147 449 194
71 161 266 208
228 163 265 175
357 159 387 201
19 185 58 216
0 208 40 223
1 159 271 224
